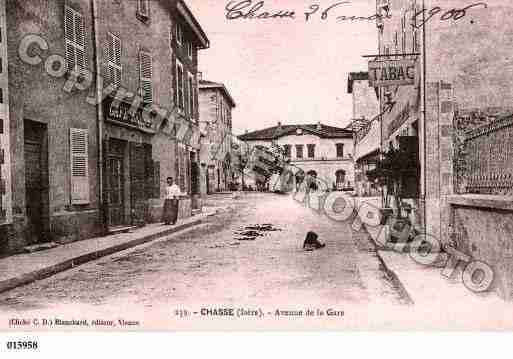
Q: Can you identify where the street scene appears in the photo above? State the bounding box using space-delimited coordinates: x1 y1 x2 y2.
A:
0 0 513 333
0 193 405 314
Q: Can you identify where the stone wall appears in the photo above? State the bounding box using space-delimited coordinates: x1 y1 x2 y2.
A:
449 195 513 300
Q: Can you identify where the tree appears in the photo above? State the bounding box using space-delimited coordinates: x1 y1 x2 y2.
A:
366 146 417 216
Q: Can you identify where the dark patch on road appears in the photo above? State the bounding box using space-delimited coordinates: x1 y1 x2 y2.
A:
234 224 282 241
244 224 282 232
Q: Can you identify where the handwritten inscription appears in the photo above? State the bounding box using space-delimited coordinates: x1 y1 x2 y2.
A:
224 1 488 27
225 1 296 20
412 3 488 29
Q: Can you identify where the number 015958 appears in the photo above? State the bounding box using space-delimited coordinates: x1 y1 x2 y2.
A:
6 341 38 350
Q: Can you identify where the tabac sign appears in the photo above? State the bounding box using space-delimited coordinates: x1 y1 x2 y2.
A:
368 59 417 87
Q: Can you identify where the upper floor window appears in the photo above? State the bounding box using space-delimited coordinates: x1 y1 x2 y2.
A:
64 6 86 71
307 144 315 159
284 145 291 158
401 15 406 55
106 33 122 88
139 50 153 104
188 72 195 118
176 23 183 46
336 143 344 158
413 28 419 52
137 0 150 19
296 145 304 159
187 41 194 59
176 59 184 110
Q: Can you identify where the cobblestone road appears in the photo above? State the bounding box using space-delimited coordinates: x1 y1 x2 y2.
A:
0 193 406 328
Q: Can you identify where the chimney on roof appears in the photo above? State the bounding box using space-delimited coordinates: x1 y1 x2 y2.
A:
245 129 249 134
278 121 282 129
317 121 322 130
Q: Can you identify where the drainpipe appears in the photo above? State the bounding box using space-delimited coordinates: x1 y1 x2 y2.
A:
90 0 106 234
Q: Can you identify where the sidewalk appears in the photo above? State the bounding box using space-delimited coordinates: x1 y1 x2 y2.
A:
364 223 508 309
0 210 217 295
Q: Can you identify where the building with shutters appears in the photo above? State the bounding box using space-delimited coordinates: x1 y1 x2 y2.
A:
0 0 100 253
198 78 236 193
95 0 208 229
0 0 209 254
238 123 354 192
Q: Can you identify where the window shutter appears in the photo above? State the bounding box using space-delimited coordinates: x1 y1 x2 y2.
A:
184 71 189 116
64 6 86 71
64 7 75 70
140 51 153 103
176 62 184 110
107 33 122 87
176 23 183 45
188 73 194 117
138 0 150 18
74 11 85 69
70 128 90 204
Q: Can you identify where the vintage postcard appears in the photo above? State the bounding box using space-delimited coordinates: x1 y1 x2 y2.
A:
0 0 512 336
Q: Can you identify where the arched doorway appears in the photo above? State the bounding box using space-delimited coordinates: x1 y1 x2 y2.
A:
335 169 346 190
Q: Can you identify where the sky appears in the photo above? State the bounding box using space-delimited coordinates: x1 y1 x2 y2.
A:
187 0 378 135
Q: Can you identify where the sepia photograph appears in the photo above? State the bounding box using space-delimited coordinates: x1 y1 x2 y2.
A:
0 0 512 337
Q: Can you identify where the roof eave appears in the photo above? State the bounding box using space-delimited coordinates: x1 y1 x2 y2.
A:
176 0 210 49
199 83 236 108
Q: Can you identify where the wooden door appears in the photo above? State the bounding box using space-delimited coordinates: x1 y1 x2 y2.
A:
24 121 48 243
130 143 147 225
108 156 125 226
25 140 42 240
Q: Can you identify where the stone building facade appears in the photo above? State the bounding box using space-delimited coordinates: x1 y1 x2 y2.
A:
1 0 100 252
239 123 354 192
95 0 208 228
198 78 236 194
0 0 208 254
375 0 513 299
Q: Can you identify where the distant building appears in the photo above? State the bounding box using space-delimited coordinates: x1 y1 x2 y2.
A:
199 78 236 193
238 123 354 192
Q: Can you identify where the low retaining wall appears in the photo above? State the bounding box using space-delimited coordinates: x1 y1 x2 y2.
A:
448 194 513 300
0 210 103 254
50 209 102 244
